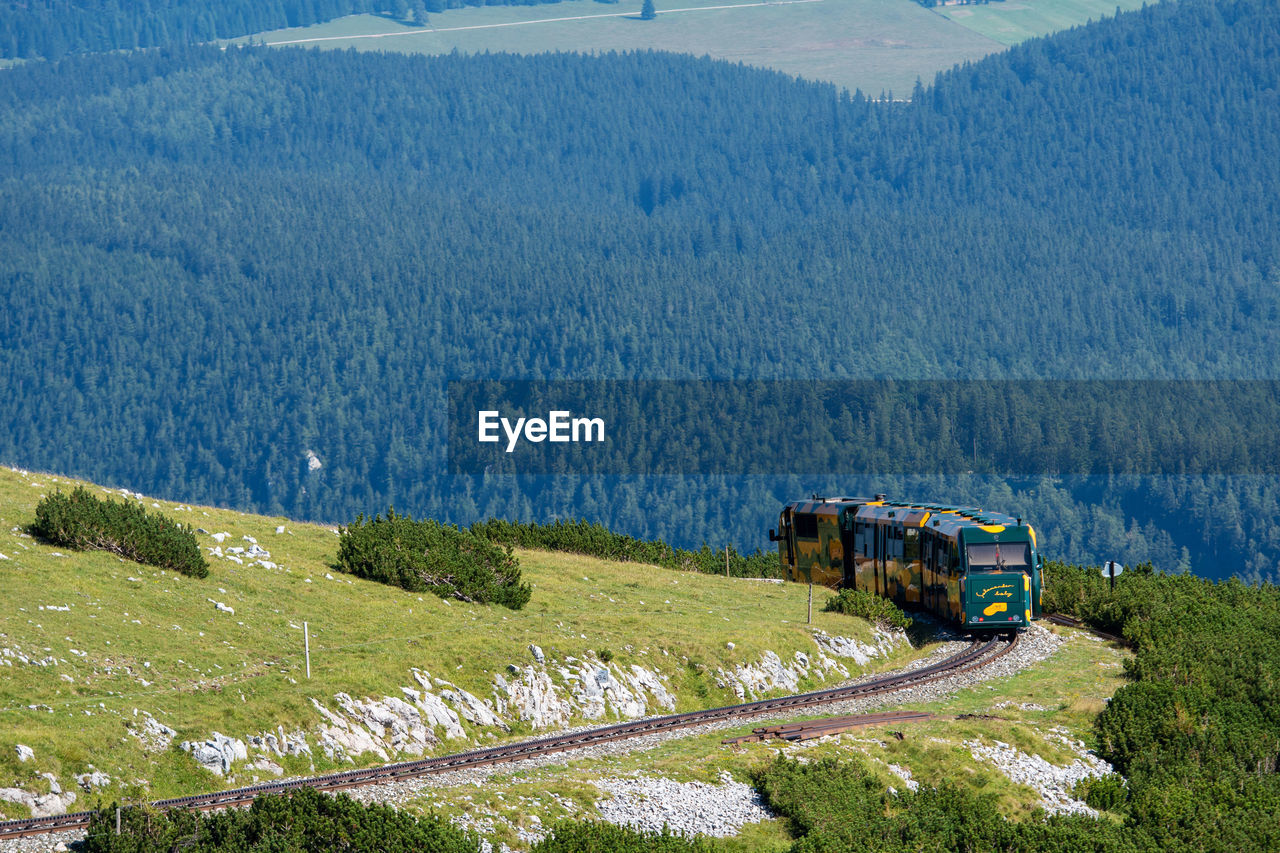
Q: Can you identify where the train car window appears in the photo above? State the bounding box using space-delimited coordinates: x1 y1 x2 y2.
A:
794 514 819 540
904 528 919 560
967 542 1031 571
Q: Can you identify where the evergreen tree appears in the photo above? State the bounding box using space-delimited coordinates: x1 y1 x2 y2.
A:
640 0 656 19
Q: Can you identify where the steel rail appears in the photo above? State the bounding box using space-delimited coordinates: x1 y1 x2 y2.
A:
1043 613 1129 645
0 632 1019 840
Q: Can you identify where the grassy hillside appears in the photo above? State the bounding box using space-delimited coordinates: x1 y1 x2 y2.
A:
228 0 1145 96
0 464 1126 845
0 464 926 808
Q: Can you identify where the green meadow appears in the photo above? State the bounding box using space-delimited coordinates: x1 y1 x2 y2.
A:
232 0 1150 97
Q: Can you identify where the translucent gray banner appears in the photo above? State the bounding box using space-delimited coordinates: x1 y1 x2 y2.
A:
447 380 1280 476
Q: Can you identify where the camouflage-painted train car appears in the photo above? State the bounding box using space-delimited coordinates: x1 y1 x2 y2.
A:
770 495 1043 630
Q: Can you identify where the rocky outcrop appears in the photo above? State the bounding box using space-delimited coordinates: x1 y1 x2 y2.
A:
404 682 467 740
181 732 248 776
0 785 76 818
432 679 508 731
812 626 908 666
554 657 677 721
247 727 311 758
715 629 910 700
293 629 907 763
494 666 574 729
310 693 442 762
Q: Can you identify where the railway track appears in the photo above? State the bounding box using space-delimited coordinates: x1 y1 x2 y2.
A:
0 632 1019 841
1043 613 1129 645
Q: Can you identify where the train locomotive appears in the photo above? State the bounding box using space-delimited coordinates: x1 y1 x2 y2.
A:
771 495 1043 629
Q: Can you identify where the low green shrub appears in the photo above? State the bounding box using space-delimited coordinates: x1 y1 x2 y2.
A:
822 588 912 631
338 509 531 609
30 486 208 578
82 787 480 852
1074 773 1128 812
753 755 1131 853
469 518 780 579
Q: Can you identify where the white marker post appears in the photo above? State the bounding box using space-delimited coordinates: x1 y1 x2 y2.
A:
304 621 311 679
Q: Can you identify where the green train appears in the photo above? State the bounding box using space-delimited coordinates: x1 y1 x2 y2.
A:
770 495 1043 630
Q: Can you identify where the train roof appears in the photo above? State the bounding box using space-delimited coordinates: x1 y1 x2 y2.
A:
784 496 1031 538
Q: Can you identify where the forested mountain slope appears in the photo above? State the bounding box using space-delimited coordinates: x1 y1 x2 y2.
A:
2 0 522 60
1 0 1277 579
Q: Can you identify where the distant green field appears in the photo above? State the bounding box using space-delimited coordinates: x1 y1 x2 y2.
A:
233 0 1149 96
937 0 1150 46
232 0 1005 98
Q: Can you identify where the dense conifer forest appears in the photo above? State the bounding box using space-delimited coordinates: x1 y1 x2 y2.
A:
0 0 571 60
1 0 1277 581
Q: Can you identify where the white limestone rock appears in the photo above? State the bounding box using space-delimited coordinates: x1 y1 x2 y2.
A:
250 758 284 776
435 681 509 731
0 786 77 818
181 732 248 776
404 684 467 740
493 666 573 730
75 770 112 792
248 727 311 758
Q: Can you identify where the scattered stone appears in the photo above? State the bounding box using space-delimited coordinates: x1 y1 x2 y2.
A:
15 744 33 762
887 763 919 792
966 730 1112 816
529 644 545 663
75 771 111 792
595 772 772 838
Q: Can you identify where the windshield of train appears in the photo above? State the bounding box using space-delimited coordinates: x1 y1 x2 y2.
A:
966 542 1031 572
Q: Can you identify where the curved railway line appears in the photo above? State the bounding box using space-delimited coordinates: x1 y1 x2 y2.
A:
0 632 1021 841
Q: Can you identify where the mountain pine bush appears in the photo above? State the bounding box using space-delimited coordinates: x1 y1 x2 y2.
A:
338 509 531 609
30 486 208 578
822 588 912 631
